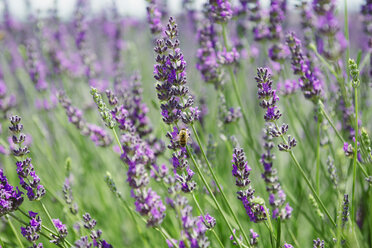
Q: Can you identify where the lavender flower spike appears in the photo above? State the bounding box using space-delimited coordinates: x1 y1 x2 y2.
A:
91 87 116 129
9 116 45 201
286 32 322 102
255 68 281 122
232 147 267 223
209 0 233 23
154 17 199 126
50 219 68 245
20 211 43 247
0 169 24 216
256 68 297 152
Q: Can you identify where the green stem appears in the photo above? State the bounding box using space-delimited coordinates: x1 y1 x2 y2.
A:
6 215 25 248
309 44 338 77
359 52 370 72
8 212 64 248
352 86 358 229
316 108 321 195
155 226 178 247
274 121 336 227
276 217 281 248
212 230 225 248
287 224 300 247
319 100 369 177
40 201 72 247
112 128 124 155
186 145 245 248
190 124 251 247
118 195 150 248
263 205 276 247
192 193 224 248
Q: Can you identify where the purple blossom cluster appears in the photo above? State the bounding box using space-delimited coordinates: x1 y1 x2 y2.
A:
74 213 112 248
232 147 267 223
196 19 223 89
361 0 372 76
9 116 46 201
256 68 281 122
25 40 48 92
0 68 17 118
20 211 43 247
267 0 287 62
120 130 166 227
50 219 68 245
286 32 323 102
208 0 233 23
146 0 163 36
312 0 346 60
116 75 153 138
58 91 113 147
0 168 24 216
166 195 211 248
218 93 242 125
256 67 296 151
154 17 199 126
260 127 292 220
167 127 196 193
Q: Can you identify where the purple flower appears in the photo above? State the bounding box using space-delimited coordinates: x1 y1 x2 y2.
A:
196 19 222 89
217 47 240 65
286 32 323 102
0 169 24 216
342 194 349 227
25 40 49 92
74 213 113 247
249 229 259 245
268 0 285 41
50 219 68 245
146 1 162 35
208 0 233 23
313 238 325 248
21 211 42 244
343 142 354 157
232 147 267 223
312 0 345 60
87 124 113 147
255 68 282 122
200 213 216 229
9 116 45 201
260 127 292 220
284 243 294 248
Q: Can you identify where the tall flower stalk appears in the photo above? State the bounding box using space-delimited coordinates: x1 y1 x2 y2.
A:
255 68 336 227
348 59 360 229
153 16 249 247
208 0 258 156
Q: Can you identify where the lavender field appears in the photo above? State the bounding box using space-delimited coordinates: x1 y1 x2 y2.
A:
1 0 372 247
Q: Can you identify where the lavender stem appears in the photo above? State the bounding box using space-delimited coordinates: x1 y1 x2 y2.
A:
5 214 25 248
112 128 124 154
190 124 251 247
316 108 321 195
191 193 224 248
273 121 336 227
40 201 71 247
319 100 369 177
8 212 64 248
351 61 359 233
186 144 245 248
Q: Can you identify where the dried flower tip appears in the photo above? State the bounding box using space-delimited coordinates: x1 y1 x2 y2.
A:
90 87 116 129
348 58 360 88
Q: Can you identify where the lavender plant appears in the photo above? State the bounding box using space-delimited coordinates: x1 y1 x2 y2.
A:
1 1 372 247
